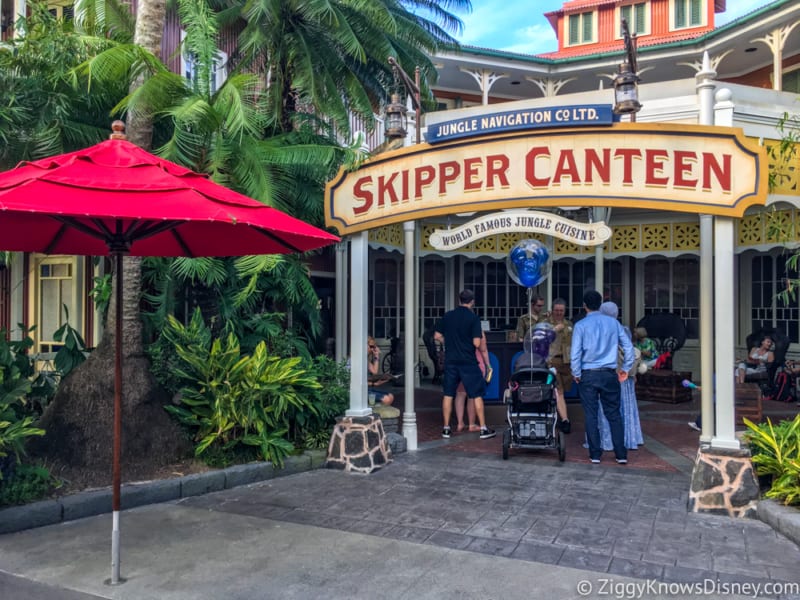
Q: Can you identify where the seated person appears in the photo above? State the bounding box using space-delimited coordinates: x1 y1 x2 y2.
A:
633 327 660 369
736 335 774 384
367 336 394 405
513 323 570 433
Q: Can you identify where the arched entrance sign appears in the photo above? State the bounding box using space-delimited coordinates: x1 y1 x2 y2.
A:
428 209 612 251
324 122 767 235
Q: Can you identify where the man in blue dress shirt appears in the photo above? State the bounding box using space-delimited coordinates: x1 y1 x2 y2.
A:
570 290 635 464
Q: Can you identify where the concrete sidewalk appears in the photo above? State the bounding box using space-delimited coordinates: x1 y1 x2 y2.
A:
2 445 800 599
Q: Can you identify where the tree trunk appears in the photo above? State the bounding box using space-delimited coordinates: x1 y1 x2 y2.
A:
30 0 190 486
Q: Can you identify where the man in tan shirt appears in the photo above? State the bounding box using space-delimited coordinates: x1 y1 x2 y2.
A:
546 298 573 394
515 294 547 342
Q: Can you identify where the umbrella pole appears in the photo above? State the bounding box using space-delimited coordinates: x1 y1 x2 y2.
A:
111 251 123 585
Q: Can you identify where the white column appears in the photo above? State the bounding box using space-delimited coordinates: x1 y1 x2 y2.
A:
346 232 371 417
711 87 739 449
696 52 716 444
334 241 348 363
593 208 606 294
403 221 418 450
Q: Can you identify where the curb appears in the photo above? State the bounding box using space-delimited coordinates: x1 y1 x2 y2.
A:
0 450 328 535
757 499 800 547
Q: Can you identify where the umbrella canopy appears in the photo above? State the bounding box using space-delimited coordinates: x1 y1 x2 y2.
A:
0 123 339 585
0 134 339 256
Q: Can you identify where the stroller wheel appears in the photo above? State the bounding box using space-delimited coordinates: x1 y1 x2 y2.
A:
557 430 566 462
502 429 511 460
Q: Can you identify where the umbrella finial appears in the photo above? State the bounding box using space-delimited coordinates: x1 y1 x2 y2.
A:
110 121 127 141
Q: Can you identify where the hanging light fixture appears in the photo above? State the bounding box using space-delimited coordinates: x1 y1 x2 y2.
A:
613 19 642 118
613 61 641 115
384 92 408 140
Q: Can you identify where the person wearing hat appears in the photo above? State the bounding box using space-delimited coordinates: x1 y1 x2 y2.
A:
633 327 659 370
515 294 548 342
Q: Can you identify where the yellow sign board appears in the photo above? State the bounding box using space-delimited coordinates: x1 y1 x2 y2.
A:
324 123 768 235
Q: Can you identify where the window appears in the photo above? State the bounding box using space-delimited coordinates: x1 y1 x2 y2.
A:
372 257 403 339
672 0 703 30
180 31 228 94
750 254 798 343
421 259 446 332
462 259 527 330
620 3 648 36
567 11 594 46
551 259 622 322
783 68 800 94
36 258 75 353
643 257 699 339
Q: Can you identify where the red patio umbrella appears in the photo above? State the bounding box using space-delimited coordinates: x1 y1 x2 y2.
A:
0 122 339 584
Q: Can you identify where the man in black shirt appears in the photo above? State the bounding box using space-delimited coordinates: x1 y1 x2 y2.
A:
434 289 496 440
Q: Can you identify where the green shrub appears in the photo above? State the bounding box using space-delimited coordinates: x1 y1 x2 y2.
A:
162 314 321 468
744 415 800 506
293 356 349 449
0 464 57 507
0 328 45 476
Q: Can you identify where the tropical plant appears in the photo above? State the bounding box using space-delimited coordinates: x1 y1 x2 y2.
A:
162 313 321 467
51 306 89 376
0 464 59 506
0 329 46 478
293 355 349 448
743 415 800 506
0 2 120 169
230 0 470 136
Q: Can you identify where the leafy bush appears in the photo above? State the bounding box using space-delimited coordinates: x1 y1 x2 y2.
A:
744 415 800 506
0 328 45 477
293 356 349 449
0 464 58 507
161 314 321 467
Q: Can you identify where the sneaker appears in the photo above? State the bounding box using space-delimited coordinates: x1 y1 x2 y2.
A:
590 458 601 464
616 458 628 465
559 419 571 434
688 421 701 432
442 426 451 439
479 427 496 440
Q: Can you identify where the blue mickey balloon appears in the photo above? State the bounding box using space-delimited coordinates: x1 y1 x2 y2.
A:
506 238 551 289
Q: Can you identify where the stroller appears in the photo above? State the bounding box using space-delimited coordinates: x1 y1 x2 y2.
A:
501 328 566 461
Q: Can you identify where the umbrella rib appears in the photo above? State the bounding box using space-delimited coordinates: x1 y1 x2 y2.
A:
253 227 303 254
52 217 109 246
44 222 70 254
170 230 194 258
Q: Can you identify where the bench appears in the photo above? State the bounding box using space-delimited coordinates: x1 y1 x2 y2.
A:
635 370 693 403
735 382 762 425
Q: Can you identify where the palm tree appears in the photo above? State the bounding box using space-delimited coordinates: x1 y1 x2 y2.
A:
231 0 470 136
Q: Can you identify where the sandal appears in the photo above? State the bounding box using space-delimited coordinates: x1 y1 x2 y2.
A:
468 424 481 432
456 424 465 432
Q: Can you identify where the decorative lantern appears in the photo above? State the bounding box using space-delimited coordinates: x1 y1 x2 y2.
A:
384 93 408 140
613 61 641 115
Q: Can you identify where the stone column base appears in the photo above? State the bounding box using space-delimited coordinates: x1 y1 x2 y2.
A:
688 446 759 518
325 416 392 473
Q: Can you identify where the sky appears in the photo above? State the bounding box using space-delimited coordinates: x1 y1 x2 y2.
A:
455 1 774 55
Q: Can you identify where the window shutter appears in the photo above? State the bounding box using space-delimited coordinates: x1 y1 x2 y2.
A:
621 5 631 32
569 14 579 44
635 3 646 33
690 0 702 26
582 12 593 42
675 0 687 28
